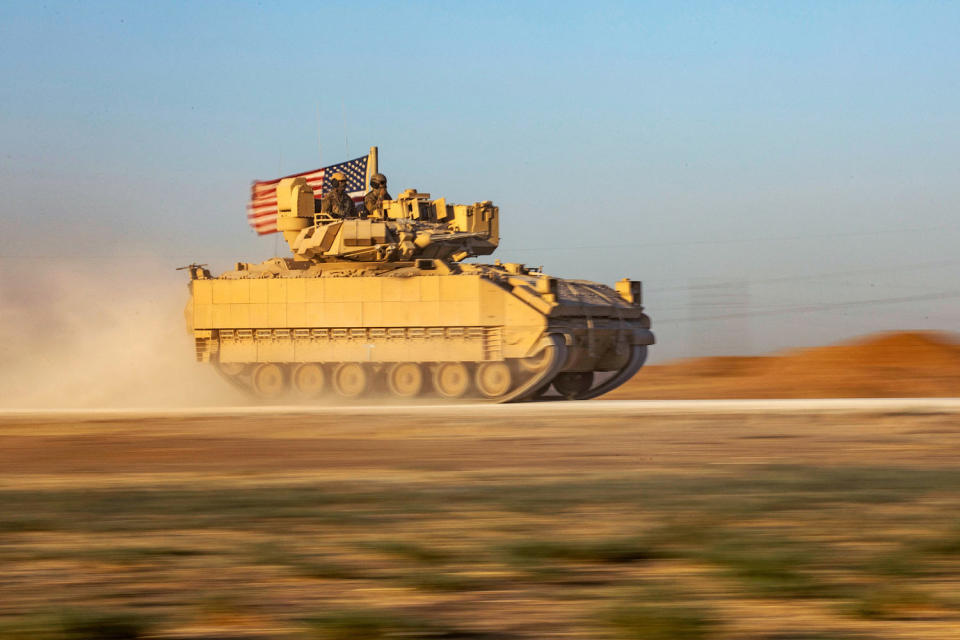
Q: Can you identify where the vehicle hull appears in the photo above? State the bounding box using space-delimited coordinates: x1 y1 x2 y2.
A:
186 266 653 402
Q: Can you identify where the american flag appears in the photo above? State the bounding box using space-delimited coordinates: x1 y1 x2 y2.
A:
246 154 370 235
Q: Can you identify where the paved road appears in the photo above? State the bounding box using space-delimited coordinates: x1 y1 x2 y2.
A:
2 397 958 421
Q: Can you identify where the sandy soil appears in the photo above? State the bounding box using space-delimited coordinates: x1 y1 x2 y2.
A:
614 331 960 399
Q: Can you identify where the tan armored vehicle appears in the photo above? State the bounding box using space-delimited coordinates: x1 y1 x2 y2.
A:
183 175 654 402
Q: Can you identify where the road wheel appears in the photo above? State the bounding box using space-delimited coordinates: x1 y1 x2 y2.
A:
518 348 552 373
553 371 594 399
333 363 369 398
292 363 325 397
217 361 247 377
251 363 286 399
387 362 424 398
433 362 470 399
475 362 513 398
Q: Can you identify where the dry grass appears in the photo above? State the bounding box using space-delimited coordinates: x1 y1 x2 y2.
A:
1 409 960 638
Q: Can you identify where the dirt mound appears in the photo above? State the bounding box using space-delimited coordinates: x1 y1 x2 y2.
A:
611 331 960 399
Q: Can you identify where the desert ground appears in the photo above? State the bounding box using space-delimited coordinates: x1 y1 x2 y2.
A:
2 400 960 639
611 332 960 400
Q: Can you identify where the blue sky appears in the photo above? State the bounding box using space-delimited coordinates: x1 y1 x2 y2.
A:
2 1 959 360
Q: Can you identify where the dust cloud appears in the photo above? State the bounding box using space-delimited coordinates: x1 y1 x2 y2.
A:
0 257 245 409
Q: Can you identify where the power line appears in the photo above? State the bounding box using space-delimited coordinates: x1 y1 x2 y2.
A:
505 222 960 254
647 259 960 293
658 290 960 324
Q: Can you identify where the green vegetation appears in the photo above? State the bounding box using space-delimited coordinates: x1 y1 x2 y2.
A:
359 539 455 564
304 609 494 639
918 524 960 555
697 538 823 598
0 610 150 640
401 570 498 592
3 464 960 637
505 536 665 564
600 603 715 640
250 542 368 580
850 585 942 620
304 610 415 640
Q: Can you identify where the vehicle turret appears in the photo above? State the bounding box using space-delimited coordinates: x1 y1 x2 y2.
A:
276 178 498 263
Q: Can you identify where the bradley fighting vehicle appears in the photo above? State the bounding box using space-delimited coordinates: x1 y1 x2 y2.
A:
183 173 654 402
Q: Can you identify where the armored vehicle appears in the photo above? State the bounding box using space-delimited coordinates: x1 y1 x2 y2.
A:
183 176 654 402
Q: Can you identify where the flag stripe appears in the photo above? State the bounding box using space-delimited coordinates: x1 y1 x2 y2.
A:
246 155 369 236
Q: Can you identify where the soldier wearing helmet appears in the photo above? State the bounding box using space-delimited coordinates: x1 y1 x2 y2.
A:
320 171 357 218
363 173 392 218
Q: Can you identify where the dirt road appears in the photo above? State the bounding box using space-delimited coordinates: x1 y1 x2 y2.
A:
2 399 959 480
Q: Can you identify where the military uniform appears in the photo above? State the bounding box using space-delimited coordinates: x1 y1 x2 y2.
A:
320 188 356 218
363 187 392 218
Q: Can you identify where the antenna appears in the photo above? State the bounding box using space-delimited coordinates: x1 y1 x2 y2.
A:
316 104 323 165
341 98 349 157
275 149 283 257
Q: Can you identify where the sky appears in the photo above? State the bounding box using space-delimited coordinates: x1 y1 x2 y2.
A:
1 1 959 362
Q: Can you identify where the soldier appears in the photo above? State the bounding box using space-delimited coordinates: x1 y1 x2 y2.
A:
363 173 392 218
320 171 357 218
